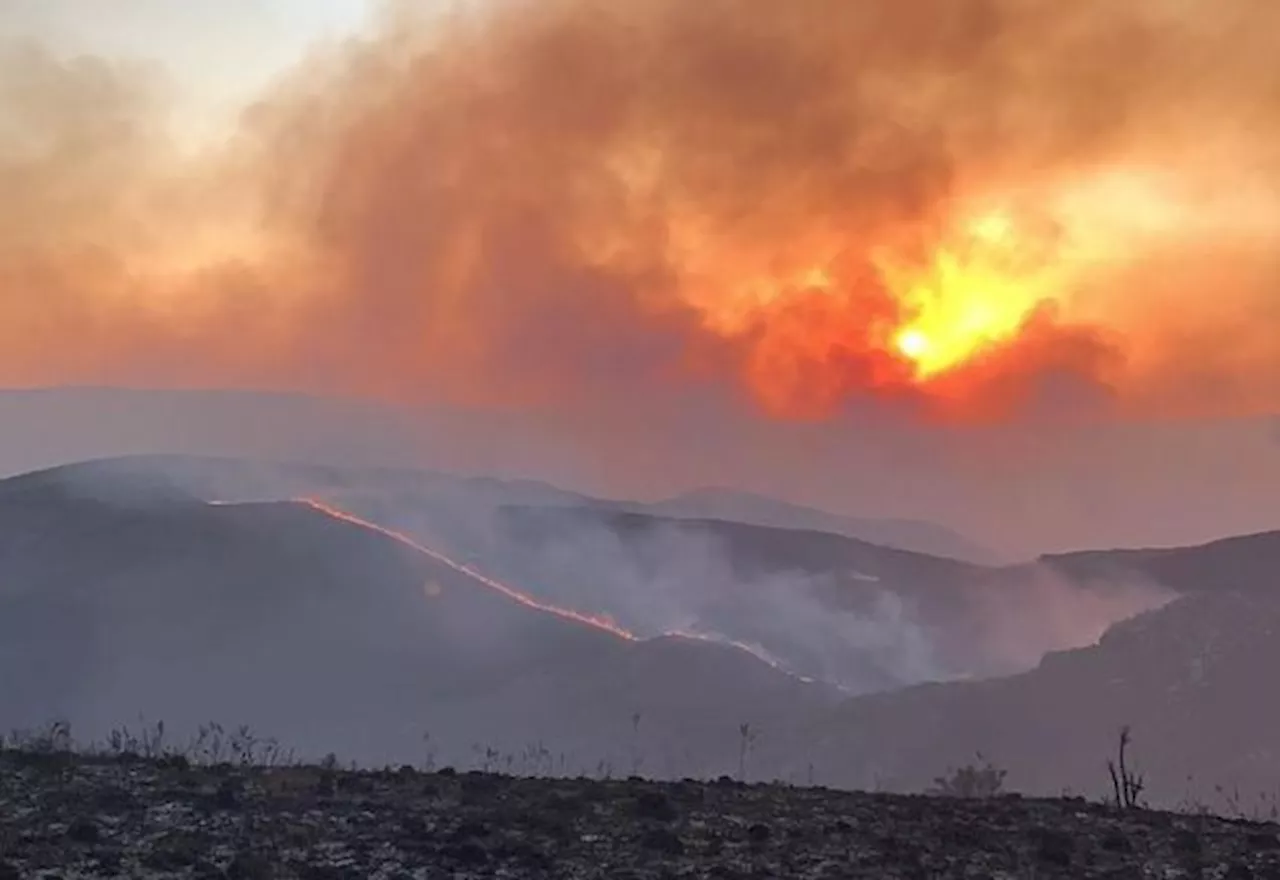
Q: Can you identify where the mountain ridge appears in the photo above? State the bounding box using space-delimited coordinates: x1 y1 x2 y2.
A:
0 472 837 775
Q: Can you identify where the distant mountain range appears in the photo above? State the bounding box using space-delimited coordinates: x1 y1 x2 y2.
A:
623 485 1000 563
3 455 1280 808
0 387 998 563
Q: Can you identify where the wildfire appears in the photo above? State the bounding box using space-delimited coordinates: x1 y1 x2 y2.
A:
879 207 1064 380
294 497 639 641
9 0 1280 422
290 499 833 683
675 198 1076 415
676 163 1216 416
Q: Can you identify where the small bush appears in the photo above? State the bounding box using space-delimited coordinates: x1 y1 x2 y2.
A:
929 753 1007 798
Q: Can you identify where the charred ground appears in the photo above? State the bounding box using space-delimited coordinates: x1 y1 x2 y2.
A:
3 747 1280 880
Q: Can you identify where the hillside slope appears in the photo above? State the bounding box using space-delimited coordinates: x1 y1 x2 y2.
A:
1040 530 1280 596
772 590 1280 809
0 456 1108 693
12 455 1166 694
0 469 835 774
474 502 1170 691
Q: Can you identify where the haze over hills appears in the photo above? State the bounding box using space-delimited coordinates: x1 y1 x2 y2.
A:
1039 531 1280 597
655 487 1001 563
5 455 1280 808
477 502 1164 690
3 387 1280 558
0 387 999 562
609 486 1002 564
0 465 838 775
0 454 1169 694
772 589 1280 808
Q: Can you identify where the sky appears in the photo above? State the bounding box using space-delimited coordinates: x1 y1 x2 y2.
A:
3 0 373 141
1 0 1280 554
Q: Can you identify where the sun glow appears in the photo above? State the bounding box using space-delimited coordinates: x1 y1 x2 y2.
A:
877 207 1066 379
895 328 931 360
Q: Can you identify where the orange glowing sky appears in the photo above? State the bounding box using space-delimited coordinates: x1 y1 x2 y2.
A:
2 0 1280 425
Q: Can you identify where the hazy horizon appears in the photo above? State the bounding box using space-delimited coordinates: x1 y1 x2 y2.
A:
3 2 1280 557
0 384 1276 558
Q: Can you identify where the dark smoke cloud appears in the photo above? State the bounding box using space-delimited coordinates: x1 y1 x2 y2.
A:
2 0 1280 422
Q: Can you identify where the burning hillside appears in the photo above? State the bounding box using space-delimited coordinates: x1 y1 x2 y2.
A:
297 497 638 640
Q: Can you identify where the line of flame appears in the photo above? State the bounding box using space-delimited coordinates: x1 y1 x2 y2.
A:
210 497 838 684
293 496 639 641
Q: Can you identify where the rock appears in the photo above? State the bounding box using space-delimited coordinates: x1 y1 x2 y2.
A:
316 770 337 796
1030 827 1074 867
1172 828 1203 856
452 819 491 840
140 834 202 871
634 790 677 822
298 865 355 880
226 850 273 880
65 815 100 843
214 777 242 809
94 847 124 872
398 814 429 839
443 840 489 866
1100 831 1132 852
92 784 139 812
640 827 685 856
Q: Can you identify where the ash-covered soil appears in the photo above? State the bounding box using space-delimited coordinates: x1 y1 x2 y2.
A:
2 751 1279 879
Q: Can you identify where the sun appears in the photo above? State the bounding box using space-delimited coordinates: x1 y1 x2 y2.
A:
895 329 931 360
879 207 1063 380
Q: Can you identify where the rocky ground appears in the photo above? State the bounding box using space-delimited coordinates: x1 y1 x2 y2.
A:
2 750 1280 879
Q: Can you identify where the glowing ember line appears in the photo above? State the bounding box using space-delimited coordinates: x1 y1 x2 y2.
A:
294 497 639 641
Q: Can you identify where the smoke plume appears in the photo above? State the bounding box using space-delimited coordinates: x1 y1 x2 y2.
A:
3 0 1280 422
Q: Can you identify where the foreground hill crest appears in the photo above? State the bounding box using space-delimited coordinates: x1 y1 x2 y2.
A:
4 746 1280 879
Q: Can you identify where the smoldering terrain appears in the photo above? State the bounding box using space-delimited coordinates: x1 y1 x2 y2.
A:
7 450 1276 809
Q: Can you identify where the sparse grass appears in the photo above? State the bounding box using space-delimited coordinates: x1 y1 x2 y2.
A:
1177 778 1280 823
4 714 1277 824
2 718 294 769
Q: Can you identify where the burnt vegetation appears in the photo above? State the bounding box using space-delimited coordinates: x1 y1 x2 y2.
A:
2 716 1280 874
2 718 1280 878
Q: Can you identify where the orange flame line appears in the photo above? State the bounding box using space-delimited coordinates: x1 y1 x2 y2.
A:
294 496 639 641
213 498 827 680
